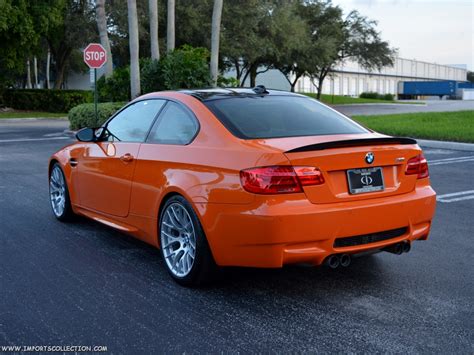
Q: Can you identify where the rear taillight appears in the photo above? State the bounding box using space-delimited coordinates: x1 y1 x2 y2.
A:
405 154 429 179
240 166 324 194
293 166 325 186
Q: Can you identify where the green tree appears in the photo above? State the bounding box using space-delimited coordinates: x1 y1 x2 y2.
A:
0 1 40 85
44 0 96 89
220 0 275 86
294 1 344 98
308 8 396 99
271 2 312 92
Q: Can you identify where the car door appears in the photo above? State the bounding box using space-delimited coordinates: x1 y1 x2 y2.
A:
77 99 166 217
129 101 200 219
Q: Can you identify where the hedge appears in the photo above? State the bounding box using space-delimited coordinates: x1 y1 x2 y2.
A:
68 102 125 130
360 92 395 101
3 89 92 113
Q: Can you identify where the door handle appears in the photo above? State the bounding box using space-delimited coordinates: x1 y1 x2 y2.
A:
69 158 78 167
120 153 134 163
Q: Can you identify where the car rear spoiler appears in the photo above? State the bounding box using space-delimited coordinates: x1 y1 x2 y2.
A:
285 137 418 153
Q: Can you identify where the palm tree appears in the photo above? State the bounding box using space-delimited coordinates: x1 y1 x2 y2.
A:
33 57 38 88
149 0 160 60
96 0 113 77
166 0 175 52
127 0 141 98
210 0 223 86
26 59 32 89
46 48 51 89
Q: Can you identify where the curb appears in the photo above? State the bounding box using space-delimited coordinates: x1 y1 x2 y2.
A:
0 117 68 121
334 102 426 107
416 139 474 152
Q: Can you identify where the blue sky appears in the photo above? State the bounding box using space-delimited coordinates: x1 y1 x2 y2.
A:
333 0 474 70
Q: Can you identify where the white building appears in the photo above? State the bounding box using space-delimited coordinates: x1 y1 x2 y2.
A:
253 57 468 96
67 56 468 97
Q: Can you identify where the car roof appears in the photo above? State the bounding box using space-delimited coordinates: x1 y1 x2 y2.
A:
179 87 305 102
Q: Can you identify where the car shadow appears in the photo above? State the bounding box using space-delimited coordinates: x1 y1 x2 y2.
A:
70 215 389 296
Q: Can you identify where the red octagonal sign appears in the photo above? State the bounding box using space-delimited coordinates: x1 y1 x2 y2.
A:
83 43 107 69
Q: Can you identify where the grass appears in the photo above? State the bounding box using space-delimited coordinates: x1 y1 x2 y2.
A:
303 93 423 105
0 111 67 119
352 111 474 143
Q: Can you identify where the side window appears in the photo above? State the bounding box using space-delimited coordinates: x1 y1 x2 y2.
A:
105 100 165 142
147 102 198 145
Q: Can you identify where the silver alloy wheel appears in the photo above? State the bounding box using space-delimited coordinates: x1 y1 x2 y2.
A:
161 202 197 277
49 165 66 217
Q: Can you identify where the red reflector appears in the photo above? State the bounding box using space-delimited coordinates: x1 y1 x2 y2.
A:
293 166 325 186
405 154 429 179
240 166 324 194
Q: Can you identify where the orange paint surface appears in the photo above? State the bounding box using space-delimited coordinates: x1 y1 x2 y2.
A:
50 91 436 267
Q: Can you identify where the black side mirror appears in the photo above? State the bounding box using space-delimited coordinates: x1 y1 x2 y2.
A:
75 127 96 142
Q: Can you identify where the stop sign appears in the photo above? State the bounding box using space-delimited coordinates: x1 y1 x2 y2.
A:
83 43 107 69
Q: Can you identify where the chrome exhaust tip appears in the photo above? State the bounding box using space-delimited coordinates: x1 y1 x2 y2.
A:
324 255 340 269
340 254 351 267
383 243 403 255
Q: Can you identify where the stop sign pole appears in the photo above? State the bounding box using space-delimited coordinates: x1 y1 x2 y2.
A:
83 43 107 124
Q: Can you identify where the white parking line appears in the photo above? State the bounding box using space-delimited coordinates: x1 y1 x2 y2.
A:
437 190 474 203
438 195 474 203
0 137 71 143
428 156 474 166
429 156 474 163
43 132 66 137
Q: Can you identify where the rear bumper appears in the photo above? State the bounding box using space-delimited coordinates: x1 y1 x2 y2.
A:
196 182 436 268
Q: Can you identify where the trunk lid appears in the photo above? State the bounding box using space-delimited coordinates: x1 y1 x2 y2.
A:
279 135 421 204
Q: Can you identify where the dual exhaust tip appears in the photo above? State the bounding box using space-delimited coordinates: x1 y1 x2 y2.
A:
324 241 411 269
324 253 352 269
382 241 411 255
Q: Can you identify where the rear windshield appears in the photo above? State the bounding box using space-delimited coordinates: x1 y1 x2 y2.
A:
204 96 368 139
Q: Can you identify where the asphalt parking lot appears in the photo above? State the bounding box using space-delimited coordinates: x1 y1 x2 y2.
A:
1 119 473 353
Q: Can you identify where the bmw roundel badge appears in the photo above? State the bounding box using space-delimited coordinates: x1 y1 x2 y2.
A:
365 152 374 164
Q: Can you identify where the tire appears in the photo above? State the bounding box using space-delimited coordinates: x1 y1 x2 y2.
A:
159 195 218 286
49 163 75 222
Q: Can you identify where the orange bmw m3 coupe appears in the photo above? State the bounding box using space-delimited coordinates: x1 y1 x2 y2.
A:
49 87 436 285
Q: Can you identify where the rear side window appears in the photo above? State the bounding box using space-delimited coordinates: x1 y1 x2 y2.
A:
147 102 198 145
204 96 368 139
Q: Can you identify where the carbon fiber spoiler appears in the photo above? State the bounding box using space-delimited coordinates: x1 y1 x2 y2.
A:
285 137 417 153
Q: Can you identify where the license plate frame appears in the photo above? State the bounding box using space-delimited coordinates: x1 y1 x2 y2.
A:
346 167 385 195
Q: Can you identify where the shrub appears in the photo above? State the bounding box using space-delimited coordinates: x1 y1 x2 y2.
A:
359 92 380 99
217 76 240 88
97 66 131 102
360 92 395 101
3 89 92 112
68 102 125 130
141 45 212 93
98 46 212 100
